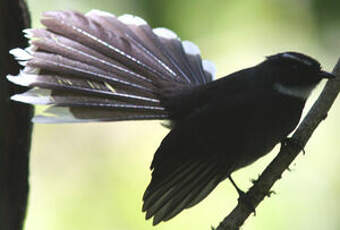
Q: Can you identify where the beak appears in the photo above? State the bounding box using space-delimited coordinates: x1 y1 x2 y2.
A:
319 70 336 79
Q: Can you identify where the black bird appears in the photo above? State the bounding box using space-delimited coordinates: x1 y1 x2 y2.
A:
7 10 334 225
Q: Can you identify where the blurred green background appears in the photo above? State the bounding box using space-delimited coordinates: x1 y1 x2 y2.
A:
23 0 340 229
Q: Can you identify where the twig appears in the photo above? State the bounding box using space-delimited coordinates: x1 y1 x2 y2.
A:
215 58 340 230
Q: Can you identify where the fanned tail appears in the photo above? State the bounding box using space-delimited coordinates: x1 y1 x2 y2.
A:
8 10 216 123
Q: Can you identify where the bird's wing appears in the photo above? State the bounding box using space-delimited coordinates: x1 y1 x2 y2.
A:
143 129 229 225
142 88 269 225
8 10 216 123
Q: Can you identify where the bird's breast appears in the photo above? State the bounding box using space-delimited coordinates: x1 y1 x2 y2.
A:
190 91 305 172
230 94 305 170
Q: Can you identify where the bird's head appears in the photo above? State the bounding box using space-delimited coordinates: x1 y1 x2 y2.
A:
264 52 335 99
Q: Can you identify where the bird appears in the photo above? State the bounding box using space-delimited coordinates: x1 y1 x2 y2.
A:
7 10 334 225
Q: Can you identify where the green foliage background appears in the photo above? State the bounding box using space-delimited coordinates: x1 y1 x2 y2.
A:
23 0 340 229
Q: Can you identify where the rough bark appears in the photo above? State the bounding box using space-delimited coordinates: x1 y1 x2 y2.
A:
0 1 32 230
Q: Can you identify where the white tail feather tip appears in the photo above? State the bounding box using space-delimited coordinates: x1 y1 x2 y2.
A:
7 73 37 87
18 61 28 67
153 27 178 39
182 41 200 55
118 14 147 25
11 88 52 105
9 48 32 60
23 28 33 38
202 60 217 79
10 94 50 105
7 75 25 86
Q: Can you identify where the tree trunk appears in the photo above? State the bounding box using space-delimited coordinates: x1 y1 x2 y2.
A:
0 1 32 229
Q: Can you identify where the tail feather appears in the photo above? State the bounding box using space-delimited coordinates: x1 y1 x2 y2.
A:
11 88 164 111
28 29 151 83
41 11 166 80
31 52 154 91
181 40 208 84
154 29 197 84
8 74 158 104
85 11 184 80
33 106 168 123
8 10 216 123
202 60 216 82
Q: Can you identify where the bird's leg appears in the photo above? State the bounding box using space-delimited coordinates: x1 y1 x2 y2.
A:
281 137 305 154
228 175 256 215
228 175 245 196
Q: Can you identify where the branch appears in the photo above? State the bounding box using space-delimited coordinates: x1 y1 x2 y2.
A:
215 58 340 230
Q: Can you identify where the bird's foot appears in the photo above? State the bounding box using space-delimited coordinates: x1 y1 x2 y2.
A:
281 137 305 155
229 176 256 215
237 190 256 216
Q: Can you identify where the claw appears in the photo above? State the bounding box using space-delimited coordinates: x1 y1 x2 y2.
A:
250 178 257 184
238 191 256 216
250 174 261 185
266 190 276 197
229 176 256 215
